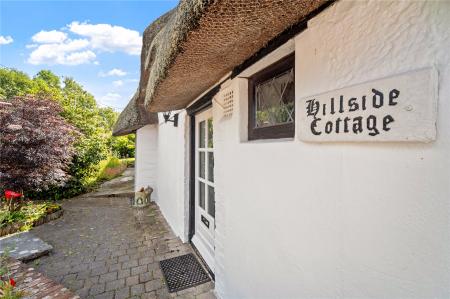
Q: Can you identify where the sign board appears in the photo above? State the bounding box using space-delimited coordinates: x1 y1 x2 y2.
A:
298 68 437 142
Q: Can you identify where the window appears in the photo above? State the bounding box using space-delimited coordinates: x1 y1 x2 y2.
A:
248 54 295 140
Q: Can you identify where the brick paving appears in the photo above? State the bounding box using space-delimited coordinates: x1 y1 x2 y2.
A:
1 257 79 299
29 192 215 299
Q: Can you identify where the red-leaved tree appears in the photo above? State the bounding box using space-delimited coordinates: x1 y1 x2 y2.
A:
0 96 78 192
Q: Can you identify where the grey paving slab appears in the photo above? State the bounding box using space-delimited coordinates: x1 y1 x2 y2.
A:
85 168 135 198
0 231 53 261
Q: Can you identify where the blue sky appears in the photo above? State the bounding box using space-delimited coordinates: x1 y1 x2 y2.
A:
0 0 178 111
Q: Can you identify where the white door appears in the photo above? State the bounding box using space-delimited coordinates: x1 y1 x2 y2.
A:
192 108 215 272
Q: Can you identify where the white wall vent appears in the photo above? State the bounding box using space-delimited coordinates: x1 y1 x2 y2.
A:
222 89 234 118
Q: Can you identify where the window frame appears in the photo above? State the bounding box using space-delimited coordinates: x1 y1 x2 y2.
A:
248 54 295 140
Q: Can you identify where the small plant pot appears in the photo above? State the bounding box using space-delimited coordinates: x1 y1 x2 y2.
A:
131 187 153 208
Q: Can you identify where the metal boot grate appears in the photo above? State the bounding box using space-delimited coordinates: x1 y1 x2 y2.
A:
159 253 211 293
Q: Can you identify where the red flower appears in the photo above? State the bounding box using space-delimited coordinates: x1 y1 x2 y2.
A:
4 190 22 200
9 278 16 287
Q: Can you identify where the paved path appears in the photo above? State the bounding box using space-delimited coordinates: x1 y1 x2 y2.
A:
30 169 215 299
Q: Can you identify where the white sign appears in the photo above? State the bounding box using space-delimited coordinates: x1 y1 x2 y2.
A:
298 68 437 142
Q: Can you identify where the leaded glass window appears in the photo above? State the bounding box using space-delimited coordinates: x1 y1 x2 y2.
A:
248 54 295 140
255 68 294 128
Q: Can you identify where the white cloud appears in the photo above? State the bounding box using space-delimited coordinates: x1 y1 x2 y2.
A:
99 68 127 77
65 50 96 65
27 22 142 66
99 92 122 106
32 30 67 43
0 35 13 45
28 39 96 65
113 80 123 87
68 21 142 55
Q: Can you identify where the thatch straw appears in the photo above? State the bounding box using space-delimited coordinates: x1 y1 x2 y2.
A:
112 92 158 136
115 0 328 133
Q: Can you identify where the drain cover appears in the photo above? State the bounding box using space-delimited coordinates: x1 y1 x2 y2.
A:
159 253 211 292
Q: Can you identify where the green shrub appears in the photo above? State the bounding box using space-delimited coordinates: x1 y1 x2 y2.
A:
96 157 128 182
0 201 62 231
0 211 25 228
0 67 133 200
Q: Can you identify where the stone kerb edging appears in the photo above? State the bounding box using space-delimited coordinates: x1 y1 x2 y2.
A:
0 209 64 237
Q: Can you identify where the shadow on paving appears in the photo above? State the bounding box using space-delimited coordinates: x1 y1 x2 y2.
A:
28 169 215 299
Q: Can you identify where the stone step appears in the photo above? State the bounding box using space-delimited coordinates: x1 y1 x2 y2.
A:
0 231 53 261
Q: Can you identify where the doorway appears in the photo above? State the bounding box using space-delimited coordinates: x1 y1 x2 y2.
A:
191 108 215 273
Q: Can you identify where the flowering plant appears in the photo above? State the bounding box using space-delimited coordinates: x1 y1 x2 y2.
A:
4 191 22 200
0 252 24 299
2 190 23 212
0 277 23 298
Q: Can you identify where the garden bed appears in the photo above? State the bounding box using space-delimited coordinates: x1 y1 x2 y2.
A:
0 202 63 237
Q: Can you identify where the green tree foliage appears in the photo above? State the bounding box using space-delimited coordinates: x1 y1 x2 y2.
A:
0 67 135 199
110 134 136 158
0 68 35 99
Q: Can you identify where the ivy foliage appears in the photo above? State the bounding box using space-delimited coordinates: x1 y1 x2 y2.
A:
0 67 135 199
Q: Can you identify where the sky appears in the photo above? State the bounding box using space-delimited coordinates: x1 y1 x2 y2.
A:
0 0 178 111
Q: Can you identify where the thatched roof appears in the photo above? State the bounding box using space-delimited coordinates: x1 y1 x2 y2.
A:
142 0 328 112
114 0 329 133
112 92 158 136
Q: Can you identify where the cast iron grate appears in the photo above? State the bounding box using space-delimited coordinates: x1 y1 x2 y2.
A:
159 253 211 293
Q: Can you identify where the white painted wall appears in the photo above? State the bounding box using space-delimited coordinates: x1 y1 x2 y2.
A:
135 125 158 199
213 1 450 298
155 112 190 241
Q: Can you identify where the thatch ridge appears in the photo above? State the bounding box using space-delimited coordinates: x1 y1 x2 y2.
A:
112 92 158 136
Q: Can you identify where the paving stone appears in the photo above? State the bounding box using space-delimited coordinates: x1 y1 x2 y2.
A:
131 265 147 276
196 291 216 299
65 278 85 290
156 287 171 299
25 172 215 298
122 260 138 269
148 262 160 271
109 263 121 272
139 272 153 283
141 291 157 299
93 291 114 299
130 283 145 296
145 279 163 292
89 283 106 296
1 257 78 299
0 232 53 261
126 275 139 286
118 254 130 262
139 256 154 265
99 271 118 283
114 286 130 299
118 268 131 279
92 265 109 276
105 279 125 291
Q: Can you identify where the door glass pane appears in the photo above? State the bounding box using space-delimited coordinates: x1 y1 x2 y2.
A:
199 182 205 209
208 186 215 218
207 118 213 148
199 152 205 178
208 152 214 182
199 121 205 148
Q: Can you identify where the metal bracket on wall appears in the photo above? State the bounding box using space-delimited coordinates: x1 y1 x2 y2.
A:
162 111 179 127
